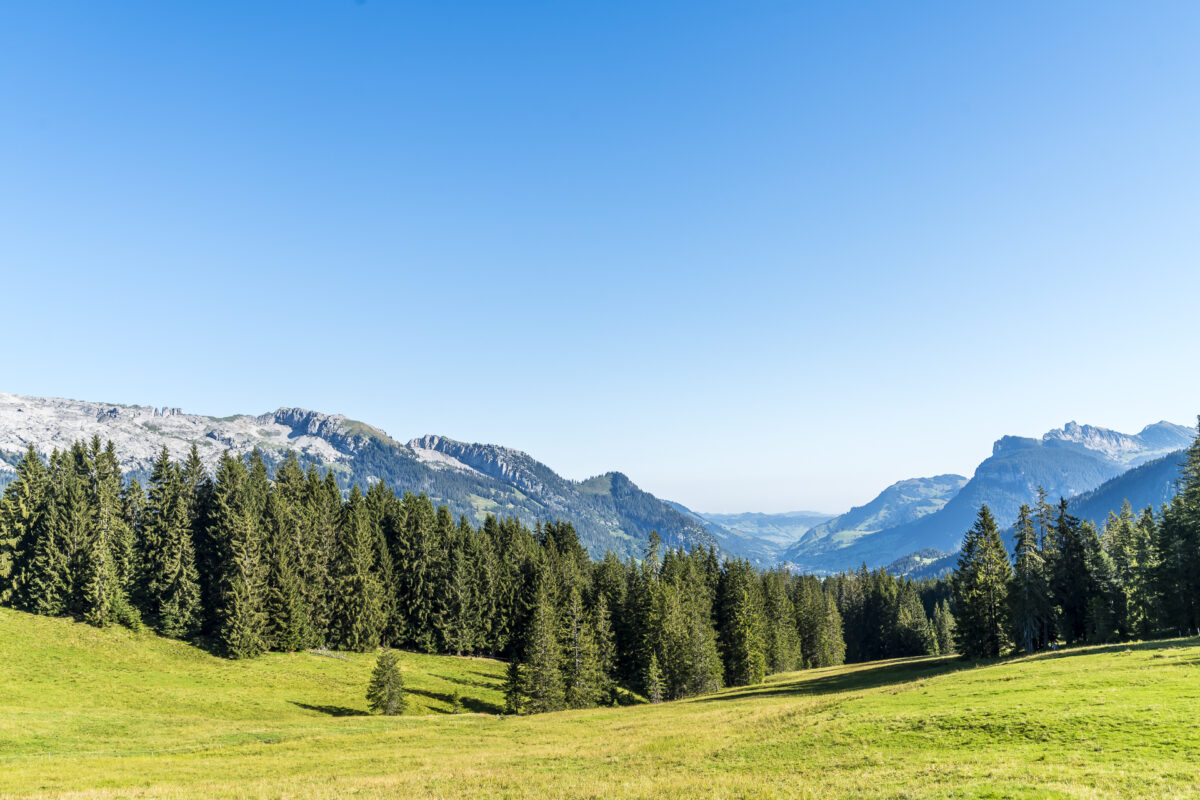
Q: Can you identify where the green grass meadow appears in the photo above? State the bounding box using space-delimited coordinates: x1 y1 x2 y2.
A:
2 607 1200 799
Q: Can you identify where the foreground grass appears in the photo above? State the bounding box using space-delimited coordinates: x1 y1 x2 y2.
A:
3 609 1200 798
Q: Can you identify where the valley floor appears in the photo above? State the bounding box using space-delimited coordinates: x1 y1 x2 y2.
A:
2 608 1200 799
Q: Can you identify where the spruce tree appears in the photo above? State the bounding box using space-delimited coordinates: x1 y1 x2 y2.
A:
15 450 70 616
1010 504 1051 654
932 600 955 655
560 586 604 708
952 505 1012 659
138 447 201 638
522 579 565 713
727 587 766 686
210 454 265 657
1049 499 1090 645
0 445 47 606
263 492 308 652
366 649 406 715
327 486 383 652
644 652 665 704
503 659 524 715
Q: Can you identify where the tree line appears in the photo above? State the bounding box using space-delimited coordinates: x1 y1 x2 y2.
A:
9 429 1191 711
0 439 864 712
952 421 1200 658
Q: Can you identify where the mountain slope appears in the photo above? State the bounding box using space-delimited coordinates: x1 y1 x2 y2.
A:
0 392 732 561
783 474 967 565
1067 450 1186 526
789 421 1194 572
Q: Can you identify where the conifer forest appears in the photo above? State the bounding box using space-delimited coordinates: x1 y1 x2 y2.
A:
4 426 1200 714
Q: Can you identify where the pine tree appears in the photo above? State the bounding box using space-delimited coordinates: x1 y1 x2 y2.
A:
1083 519 1118 643
890 581 936 656
366 650 406 715
210 454 265 657
1049 499 1090 645
137 447 202 638
327 487 383 652
1010 504 1051 654
78 441 125 627
522 579 565 713
15 450 71 616
952 505 1012 659
0 445 48 607
644 652 665 704
761 569 802 672
263 492 308 652
503 659 524 715
727 587 767 685
932 600 955 655
394 493 438 652
560 586 604 708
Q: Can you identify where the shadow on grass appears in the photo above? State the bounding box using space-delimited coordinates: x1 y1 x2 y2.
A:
697 636 1200 706
406 687 504 715
289 701 367 717
694 656 974 704
430 671 504 691
1021 635 1200 663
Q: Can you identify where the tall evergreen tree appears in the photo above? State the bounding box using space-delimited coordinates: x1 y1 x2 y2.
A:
0 445 48 607
1010 504 1051 654
521 578 565 714
952 505 1012 659
327 486 384 652
210 453 266 657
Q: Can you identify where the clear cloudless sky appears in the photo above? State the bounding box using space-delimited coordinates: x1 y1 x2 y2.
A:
2 1 1199 513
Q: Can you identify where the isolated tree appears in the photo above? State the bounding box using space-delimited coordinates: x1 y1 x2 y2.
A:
366 649 406 715
952 505 1012 658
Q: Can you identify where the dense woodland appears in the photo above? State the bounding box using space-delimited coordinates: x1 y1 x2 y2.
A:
1 424 1199 713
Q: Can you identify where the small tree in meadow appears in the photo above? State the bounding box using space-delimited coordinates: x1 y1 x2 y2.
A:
366 649 405 715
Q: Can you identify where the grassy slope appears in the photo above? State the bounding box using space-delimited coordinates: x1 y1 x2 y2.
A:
3 609 1200 799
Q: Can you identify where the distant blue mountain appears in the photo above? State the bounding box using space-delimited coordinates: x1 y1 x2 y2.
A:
787 421 1194 573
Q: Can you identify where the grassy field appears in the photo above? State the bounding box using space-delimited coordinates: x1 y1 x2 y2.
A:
3 608 1200 799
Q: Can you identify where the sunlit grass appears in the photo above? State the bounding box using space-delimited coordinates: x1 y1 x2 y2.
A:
2 607 1199 798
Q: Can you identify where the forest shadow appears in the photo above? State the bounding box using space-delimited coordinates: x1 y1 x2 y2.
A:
431 670 504 691
694 656 972 704
290 701 367 717
1022 636 1200 663
406 687 504 715
698 636 1200 706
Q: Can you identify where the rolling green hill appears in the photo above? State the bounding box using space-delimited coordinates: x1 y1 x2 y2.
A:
4 608 1200 798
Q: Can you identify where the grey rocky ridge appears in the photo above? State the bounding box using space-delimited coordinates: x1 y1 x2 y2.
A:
0 392 735 561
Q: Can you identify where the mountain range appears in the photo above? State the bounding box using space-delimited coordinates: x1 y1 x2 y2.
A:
0 393 730 561
0 392 1192 573
784 420 1194 573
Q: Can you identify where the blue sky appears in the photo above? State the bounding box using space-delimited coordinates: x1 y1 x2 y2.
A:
2 2 1198 513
